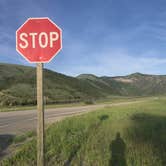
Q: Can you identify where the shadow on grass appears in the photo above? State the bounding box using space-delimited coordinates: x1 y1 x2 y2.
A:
0 134 14 158
129 113 166 165
63 145 81 166
109 132 127 166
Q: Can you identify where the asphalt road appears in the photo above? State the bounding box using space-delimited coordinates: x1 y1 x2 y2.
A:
0 100 145 135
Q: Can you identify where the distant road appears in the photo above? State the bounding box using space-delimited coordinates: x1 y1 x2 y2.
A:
0 100 148 135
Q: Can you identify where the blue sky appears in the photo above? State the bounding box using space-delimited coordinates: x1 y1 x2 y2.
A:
1 0 166 76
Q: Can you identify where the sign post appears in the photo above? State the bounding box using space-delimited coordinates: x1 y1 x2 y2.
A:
37 63 44 166
16 17 62 166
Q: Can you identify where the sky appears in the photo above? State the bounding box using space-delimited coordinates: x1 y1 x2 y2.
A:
1 0 166 76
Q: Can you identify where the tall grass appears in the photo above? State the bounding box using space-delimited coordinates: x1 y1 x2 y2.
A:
1 98 166 165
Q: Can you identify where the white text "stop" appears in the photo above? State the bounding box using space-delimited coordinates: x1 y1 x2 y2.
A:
19 32 59 49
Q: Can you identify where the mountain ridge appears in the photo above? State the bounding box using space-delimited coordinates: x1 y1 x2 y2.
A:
0 63 166 106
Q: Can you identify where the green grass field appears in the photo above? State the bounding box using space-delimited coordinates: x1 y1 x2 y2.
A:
0 96 156 112
1 97 166 165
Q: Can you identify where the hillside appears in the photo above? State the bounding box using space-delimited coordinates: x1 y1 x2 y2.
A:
1 63 166 106
77 72 166 96
0 63 106 106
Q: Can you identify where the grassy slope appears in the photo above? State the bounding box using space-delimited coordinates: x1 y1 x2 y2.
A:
78 73 166 96
1 97 166 166
0 95 148 112
0 63 106 106
110 73 166 95
1 63 166 107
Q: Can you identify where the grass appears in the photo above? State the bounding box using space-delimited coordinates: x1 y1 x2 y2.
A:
0 131 36 150
0 96 157 112
12 131 36 144
1 97 166 165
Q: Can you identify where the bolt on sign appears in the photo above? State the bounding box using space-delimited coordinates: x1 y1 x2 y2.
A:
16 17 62 166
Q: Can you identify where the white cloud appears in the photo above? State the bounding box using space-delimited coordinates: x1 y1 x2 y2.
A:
56 47 166 76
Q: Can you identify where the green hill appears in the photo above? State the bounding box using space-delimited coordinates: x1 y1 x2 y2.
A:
77 73 166 96
0 63 166 106
0 63 105 106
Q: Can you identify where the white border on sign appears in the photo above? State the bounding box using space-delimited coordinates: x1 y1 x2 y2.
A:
16 17 63 63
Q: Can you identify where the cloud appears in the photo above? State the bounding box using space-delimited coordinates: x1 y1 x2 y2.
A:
1 0 166 78
53 46 166 76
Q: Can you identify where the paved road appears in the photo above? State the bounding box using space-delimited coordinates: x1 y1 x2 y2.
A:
0 100 146 135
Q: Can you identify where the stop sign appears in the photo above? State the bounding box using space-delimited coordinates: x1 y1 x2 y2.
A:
16 17 62 63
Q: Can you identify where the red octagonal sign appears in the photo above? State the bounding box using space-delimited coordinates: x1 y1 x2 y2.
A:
16 17 62 63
